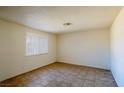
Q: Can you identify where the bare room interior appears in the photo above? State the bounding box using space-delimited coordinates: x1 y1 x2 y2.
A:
0 6 124 87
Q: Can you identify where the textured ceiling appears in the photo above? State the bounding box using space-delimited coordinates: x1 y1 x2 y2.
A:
0 6 121 34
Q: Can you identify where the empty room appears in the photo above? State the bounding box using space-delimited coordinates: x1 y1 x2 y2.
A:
0 6 124 87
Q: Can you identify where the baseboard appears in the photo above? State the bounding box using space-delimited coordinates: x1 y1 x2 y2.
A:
111 70 119 87
0 62 56 83
56 61 110 71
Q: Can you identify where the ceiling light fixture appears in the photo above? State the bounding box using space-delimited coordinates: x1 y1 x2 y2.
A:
63 22 72 26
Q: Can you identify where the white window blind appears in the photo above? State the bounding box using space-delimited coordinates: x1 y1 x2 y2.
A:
26 33 48 56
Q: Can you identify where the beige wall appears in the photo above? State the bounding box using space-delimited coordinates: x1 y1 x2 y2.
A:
111 7 124 87
0 19 111 82
0 19 56 81
57 29 110 70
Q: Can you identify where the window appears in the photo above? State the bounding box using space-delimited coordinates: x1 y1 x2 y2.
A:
26 33 48 56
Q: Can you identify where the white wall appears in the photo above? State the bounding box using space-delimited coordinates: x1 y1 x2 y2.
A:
57 29 110 70
0 19 56 82
111 7 124 87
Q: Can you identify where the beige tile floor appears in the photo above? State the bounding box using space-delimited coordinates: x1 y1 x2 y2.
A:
0 62 117 87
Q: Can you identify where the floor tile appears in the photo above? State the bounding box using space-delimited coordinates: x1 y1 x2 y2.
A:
83 80 95 87
0 62 117 87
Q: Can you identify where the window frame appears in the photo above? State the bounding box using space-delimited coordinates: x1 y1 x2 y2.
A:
26 32 48 56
